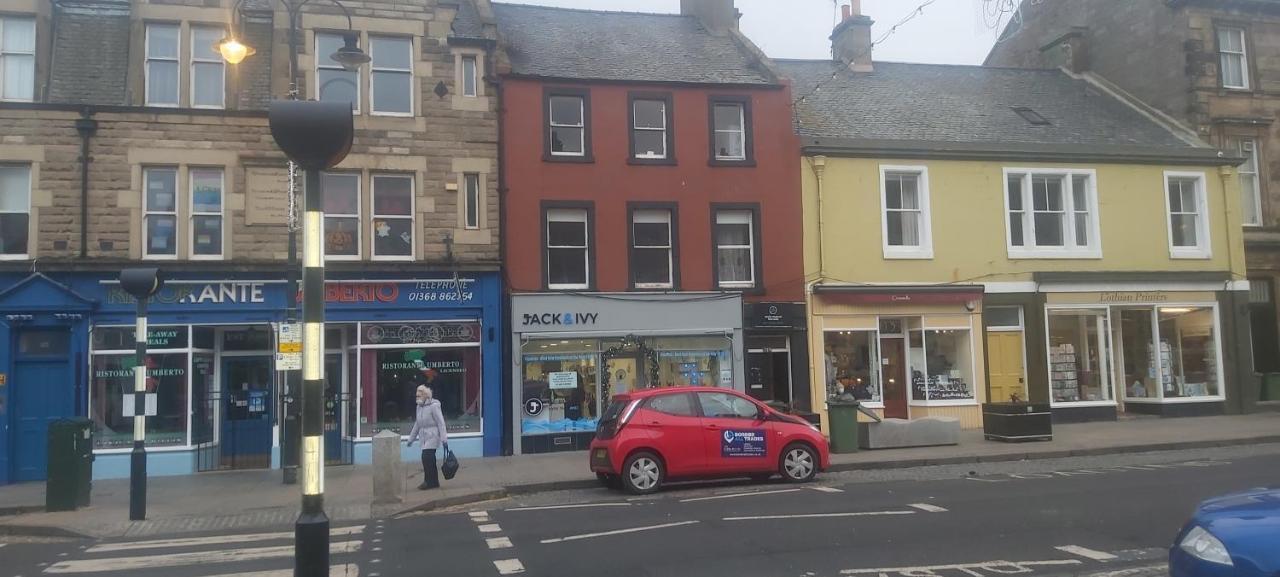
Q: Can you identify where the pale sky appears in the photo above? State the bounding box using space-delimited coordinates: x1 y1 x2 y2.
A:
499 0 1011 65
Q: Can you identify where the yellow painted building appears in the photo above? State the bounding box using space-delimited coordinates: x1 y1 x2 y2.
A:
778 56 1255 433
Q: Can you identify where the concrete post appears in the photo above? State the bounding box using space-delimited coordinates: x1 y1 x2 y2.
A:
372 430 403 505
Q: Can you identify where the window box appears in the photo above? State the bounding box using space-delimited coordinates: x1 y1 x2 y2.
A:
981 402 1052 442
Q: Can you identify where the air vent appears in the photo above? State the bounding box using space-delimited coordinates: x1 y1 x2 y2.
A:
1013 106 1052 126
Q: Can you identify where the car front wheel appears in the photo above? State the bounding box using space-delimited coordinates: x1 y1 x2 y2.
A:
622 451 664 495
780 444 818 483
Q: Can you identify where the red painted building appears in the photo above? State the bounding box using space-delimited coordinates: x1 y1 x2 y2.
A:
494 1 807 454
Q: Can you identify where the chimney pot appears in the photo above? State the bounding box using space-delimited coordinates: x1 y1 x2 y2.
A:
851 0 862 16
841 4 851 21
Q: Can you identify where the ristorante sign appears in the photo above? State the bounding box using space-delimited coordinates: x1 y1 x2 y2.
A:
101 279 480 309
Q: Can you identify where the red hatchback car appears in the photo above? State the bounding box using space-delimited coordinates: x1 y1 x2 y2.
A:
589 386 831 494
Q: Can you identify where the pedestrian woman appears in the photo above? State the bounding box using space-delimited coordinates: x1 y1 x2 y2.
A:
406 385 448 490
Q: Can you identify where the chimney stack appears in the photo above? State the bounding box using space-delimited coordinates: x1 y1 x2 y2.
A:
831 1 874 72
680 0 739 36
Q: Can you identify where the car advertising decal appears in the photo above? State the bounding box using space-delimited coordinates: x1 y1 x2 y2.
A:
721 429 767 458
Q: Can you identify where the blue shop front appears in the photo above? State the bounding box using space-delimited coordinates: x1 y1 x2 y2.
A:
0 271 502 484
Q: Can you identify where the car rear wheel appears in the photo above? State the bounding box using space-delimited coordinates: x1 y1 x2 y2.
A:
622 451 664 495
780 444 817 483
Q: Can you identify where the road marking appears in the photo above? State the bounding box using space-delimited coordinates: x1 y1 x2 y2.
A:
1083 563 1166 577
1057 545 1120 561
724 510 916 521
965 477 1008 483
85 525 365 553
841 559 1081 575
679 488 804 503
809 486 845 493
494 559 525 575
506 502 632 511
183 564 360 577
540 520 700 544
908 503 948 513
44 540 362 573
468 511 488 518
478 523 503 533
486 537 514 550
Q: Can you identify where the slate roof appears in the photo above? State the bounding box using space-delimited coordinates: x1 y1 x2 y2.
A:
492 3 775 85
778 60 1226 162
450 0 487 41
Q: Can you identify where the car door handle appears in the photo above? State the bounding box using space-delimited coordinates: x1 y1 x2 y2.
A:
705 424 720 430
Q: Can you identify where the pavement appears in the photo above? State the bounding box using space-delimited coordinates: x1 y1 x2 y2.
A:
1 412 1278 540
10 442 1277 577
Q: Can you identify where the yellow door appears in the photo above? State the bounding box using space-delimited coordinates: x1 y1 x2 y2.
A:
987 332 1027 403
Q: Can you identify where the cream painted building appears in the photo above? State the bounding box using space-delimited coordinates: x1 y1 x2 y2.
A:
777 7 1255 432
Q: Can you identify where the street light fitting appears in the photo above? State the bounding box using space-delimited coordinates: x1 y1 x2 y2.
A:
119 267 165 299
216 35 256 65
331 33 372 71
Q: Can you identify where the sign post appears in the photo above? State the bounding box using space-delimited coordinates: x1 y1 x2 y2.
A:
119 267 164 521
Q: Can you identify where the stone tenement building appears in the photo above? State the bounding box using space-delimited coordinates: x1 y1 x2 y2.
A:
0 0 509 482
986 0 1280 383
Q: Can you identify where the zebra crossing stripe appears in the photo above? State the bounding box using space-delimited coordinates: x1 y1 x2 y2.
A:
44 540 362 574
86 525 365 553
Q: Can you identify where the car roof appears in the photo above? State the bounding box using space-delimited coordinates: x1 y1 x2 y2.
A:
620 386 743 400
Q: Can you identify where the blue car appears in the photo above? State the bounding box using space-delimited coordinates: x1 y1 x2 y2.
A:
1169 487 1280 577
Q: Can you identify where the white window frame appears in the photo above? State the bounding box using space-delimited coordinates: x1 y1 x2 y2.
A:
1117 303 1227 404
712 103 747 161
1003 168 1102 259
461 54 478 97
548 95 585 157
715 210 755 289
463 173 480 230
189 25 225 109
369 34 413 117
1218 27 1249 90
1044 305 1115 408
879 165 933 259
546 208 589 290
1164 171 1212 259
632 99 668 160
188 167 224 260
370 173 415 261
1235 138 1263 227
144 23 180 108
315 32 360 113
0 16 37 103
322 171 362 261
142 166 179 260
632 209 673 289
0 163 31 260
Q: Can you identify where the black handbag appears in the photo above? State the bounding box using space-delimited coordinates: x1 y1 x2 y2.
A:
441 443 459 480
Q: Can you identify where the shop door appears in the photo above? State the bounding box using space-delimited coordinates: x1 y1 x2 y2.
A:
746 351 773 401
11 329 73 482
221 357 273 469
323 353 353 465
987 332 1027 403
880 338 908 419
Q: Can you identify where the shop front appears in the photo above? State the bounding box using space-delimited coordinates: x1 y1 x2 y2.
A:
743 302 810 411
808 285 988 431
1038 286 1244 420
0 271 502 483
511 293 745 455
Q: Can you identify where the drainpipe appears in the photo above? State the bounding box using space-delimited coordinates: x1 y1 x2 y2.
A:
492 53 515 456
1219 164 1248 414
806 155 828 433
74 108 98 259
811 155 828 279
1219 165 1240 283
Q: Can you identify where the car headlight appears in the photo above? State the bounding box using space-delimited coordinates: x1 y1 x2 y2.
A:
1179 526 1233 566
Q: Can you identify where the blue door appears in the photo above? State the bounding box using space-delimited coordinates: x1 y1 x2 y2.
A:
12 329 74 482
221 357 274 469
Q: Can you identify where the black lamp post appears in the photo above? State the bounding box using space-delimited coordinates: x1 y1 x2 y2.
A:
218 0 368 486
269 99 353 577
118 267 164 521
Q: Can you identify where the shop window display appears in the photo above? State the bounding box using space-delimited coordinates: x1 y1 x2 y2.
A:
823 331 880 401
521 340 599 437
90 351 189 449
358 322 482 437
907 325 974 402
1046 309 1111 403
653 336 732 388
1158 307 1220 398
